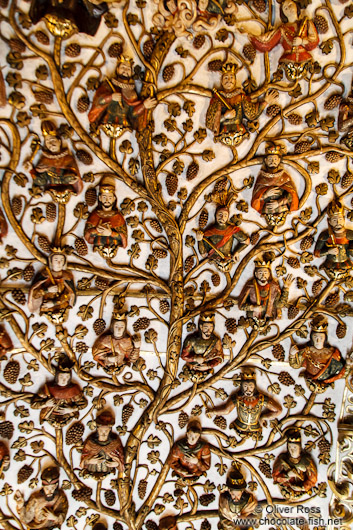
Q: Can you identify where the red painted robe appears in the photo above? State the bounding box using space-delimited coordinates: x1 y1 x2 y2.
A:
238 278 285 320
92 332 139 369
0 325 13 358
251 167 299 215
32 382 87 426
30 149 82 194
81 432 124 477
0 208 8 243
168 438 211 478
84 208 127 250
250 19 319 65
88 79 148 132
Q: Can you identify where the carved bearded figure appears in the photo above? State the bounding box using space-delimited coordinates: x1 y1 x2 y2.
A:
218 466 258 530
181 313 224 382
314 199 353 279
88 56 156 139
272 428 317 499
15 467 68 530
251 144 299 226
289 315 346 393
168 421 211 484
249 0 319 81
238 256 293 324
84 176 128 259
207 370 282 440
206 63 278 155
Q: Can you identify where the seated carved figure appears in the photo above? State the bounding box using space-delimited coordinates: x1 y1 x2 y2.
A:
28 250 76 325
92 312 140 373
251 144 299 227
338 82 353 150
249 0 319 81
15 467 68 530
289 315 346 393
218 465 258 530
181 312 224 382
314 199 353 280
207 369 282 441
81 410 124 479
26 120 82 204
273 428 317 499
238 255 293 325
31 356 87 427
0 441 10 474
168 420 211 484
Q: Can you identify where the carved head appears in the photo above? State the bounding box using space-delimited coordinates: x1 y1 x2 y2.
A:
49 252 67 273
287 428 302 458
280 0 301 24
226 465 246 498
96 410 114 442
215 206 229 225
116 56 133 79
199 313 215 339
42 120 61 154
186 420 201 445
41 466 60 499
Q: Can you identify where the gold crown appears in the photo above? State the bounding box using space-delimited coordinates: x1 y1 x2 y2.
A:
287 428 301 443
99 175 116 192
254 258 272 269
310 315 328 333
56 354 73 373
265 143 283 156
118 55 133 65
199 312 215 323
241 368 256 380
41 120 57 137
50 247 65 255
327 199 344 217
222 62 238 74
112 310 127 321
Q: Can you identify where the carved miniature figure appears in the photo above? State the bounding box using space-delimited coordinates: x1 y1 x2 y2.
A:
81 410 124 479
168 420 211 483
314 199 353 279
31 355 87 427
88 55 157 139
206 62 278 155
248 0 319 80
251 144 299 226
338 80 353 150
207 369 282 440
84 176 128 259
0 325 13 358
26 120 82 204
28 249 76 324
92 311 140 373
15 466 68 530
29 0 108 38
0 208 8 243
218 465 258 530
238 255 293 325
181 313 224 382
289 315 346 393
272 428 317 499
195 196 249 272
0 441 10 474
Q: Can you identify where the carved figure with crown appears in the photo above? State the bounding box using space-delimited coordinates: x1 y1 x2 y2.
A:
81 410 124 479
24 120 82 204
28 0 108 39
207 369 282 440
88 55 157 142
218 464 258 530
314 198 353 280
248 0 319 81
167 420 211 484
195 189 249 273
289 315 346 393
251 143 299 227
237 253 293 326
181 312 224 383
272 427 317 499
15 466 68 530
31 355 87 427
28 249 76 325
206 62 278 159
92 310 140 374
84 175 128 259
338 77 353 151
